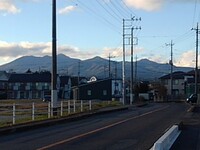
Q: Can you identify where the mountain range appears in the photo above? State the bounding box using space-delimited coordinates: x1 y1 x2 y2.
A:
0 54 193 80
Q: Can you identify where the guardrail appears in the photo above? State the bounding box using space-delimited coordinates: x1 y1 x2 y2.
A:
0 100 116 127
151 125 181 150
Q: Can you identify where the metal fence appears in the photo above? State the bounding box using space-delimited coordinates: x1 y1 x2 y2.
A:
0 100 111 127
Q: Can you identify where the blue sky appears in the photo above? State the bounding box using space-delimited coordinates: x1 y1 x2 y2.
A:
0 0 199 67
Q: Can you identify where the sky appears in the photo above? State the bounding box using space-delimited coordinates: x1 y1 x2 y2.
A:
0 0 200 67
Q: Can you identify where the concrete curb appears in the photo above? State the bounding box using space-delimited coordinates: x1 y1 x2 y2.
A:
0 106 129 136
150 125 181 150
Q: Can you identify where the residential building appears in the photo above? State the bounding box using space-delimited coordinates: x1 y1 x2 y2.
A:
59 76 71 100
7 72 52 99
0 71 9 99
184 70 200 97
72 78 122 101
159 71 193 99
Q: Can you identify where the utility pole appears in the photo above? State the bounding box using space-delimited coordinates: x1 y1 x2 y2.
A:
122 19 125 105
166 40 174 101
130 26 140 104
122 17 141 105
135 55 138 84
51 0 57 116
108 53 115 78
115 61 118 79
77 61 80 100
114 61 118 99
192 23 199 103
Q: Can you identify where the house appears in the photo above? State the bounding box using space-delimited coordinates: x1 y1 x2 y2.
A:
72 78 122 101
184 70 200 97
0 71 10 99
159 71 193 99
0 71 77 100
7 72 52 99
59 76 71 100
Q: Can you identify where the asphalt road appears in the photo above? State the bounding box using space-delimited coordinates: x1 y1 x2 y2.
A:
0 103 189 150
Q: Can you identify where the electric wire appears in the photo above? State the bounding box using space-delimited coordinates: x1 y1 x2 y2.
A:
75 0 122 35
109 0 130 18
101 0 124 20
192 0 198 27
120 0 138 17
95 0 122 23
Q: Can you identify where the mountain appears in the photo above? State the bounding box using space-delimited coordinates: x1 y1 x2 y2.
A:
0 54 192 80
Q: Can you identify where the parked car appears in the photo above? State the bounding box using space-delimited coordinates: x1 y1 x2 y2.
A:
186 94 197 103
43 95 51 102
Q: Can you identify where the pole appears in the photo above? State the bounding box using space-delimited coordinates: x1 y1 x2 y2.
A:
166 41 174 101
192 23 199 102
122 19 125 105
108 54 115 78
130 27 134 104
170 40 174 101
122 17 141 105
195 23 198 97
135 55 137 83
78 61 80 100
109 53 111 78
51 0 58 116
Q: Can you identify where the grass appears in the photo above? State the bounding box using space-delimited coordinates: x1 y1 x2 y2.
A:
0 99 122 128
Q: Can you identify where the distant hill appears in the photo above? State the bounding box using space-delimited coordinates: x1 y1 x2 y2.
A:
0 54 192 80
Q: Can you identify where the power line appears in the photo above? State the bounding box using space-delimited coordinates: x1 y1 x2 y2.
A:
120 0 137 17
193 0 198 27
75 0 121 35
95 0 121 22
102 0 124 20
110 0 129 18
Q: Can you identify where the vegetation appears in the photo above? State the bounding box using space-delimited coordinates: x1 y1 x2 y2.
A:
0 99 122 128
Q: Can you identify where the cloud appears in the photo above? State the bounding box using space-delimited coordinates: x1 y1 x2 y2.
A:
146 50 198 67
0 0 20 14
146 54 168 64
58 5 77 15
123 0 198 12
175 50 196 67
101 46 144 59
123 0 164 11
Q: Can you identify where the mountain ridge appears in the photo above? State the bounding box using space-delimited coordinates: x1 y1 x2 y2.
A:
0 54 192 80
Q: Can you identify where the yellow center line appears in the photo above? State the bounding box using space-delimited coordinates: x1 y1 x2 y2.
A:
37 105 169 150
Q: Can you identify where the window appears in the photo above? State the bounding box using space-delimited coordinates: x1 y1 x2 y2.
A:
103 90 107 96
163 80 168 85
88 90 91 96
173 80 179 85
44 83 49 90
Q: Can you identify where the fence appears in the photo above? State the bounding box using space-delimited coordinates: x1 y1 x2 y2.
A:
0 100 115 127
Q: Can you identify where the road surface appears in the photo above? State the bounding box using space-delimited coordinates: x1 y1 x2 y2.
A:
0 103 189 150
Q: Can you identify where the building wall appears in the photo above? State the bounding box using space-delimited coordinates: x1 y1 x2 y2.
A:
112 79 122 98
162 78 185 97
78 79 112 100
7 82 51 99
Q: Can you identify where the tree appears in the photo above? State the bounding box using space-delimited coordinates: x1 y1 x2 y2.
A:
153 83 167 101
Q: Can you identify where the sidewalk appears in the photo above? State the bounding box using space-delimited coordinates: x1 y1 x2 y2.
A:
171 105 200 150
